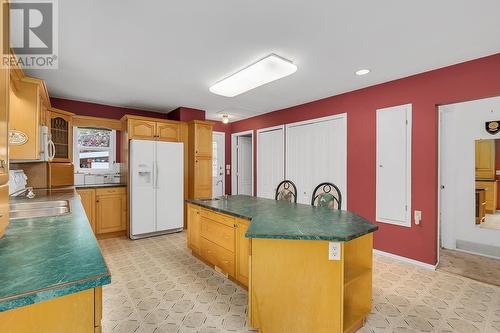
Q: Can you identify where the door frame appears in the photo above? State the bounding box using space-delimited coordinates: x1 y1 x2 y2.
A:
231 130 254 196
212 131 226 196
256 125 285 198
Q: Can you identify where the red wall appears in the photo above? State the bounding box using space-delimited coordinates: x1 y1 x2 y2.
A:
230 53 500 265
167 107 205 122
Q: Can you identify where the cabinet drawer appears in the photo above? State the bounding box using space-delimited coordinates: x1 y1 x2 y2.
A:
201 217 235 252
201 238 235 276
95 187 126 196
200 209 234 227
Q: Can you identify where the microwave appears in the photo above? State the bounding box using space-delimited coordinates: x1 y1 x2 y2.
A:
10 126 55 162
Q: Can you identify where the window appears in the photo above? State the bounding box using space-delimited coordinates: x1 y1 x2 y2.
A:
73 127 116 173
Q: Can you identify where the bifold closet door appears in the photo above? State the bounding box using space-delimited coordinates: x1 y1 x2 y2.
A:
257 127 284 199
286 115 347 207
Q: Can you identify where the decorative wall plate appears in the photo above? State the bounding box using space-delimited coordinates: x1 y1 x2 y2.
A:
8 130 28 145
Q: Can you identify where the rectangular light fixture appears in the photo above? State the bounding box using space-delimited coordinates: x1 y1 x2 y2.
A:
209 54 297 97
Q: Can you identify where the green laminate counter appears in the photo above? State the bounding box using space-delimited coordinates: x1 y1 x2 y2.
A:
0 189 111 312
187 195 378 241
75 183 126 189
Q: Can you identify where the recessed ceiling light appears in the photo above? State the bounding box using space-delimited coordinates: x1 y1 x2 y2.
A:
355 69 370 76
221 114 229 124
209 54 297 97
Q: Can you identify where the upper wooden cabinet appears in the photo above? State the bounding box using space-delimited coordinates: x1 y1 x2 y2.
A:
49 108 73 162
124 115 180 142
475 140 496 180
188 120 213 199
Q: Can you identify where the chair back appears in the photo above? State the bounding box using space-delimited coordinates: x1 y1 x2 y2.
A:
311 182 342 209
275 180 298 203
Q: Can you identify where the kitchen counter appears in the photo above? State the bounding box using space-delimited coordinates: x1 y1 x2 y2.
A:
0 189 110 312
75 183 126 189
188 195 378 241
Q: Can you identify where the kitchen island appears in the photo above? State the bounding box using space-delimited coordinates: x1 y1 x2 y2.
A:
187 195 378 333
0 189 110 332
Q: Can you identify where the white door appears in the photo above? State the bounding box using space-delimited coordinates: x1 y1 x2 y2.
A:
237 136 253 195
257 127 284 199
212 132 225 197
156 141 184 232
376 104 412 227
286 115 347 207
130 140 156 236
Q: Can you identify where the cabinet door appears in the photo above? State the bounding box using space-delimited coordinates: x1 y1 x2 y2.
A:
128 119 156 140
50 111 72 162
96 194 126 234
236 220 250 286
475 140 495 179
187 204 201 254
0 28 7 184
156 122 179 142
0 184 9 238
77 189 95 233
194 156 212 198
195 123 213 156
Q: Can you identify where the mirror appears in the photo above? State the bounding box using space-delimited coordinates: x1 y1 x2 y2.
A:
475 139 500 229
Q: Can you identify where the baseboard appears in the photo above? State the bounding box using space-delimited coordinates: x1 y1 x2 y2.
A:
373 249 437 270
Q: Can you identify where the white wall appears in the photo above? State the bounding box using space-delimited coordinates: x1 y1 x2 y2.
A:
440 96 500 256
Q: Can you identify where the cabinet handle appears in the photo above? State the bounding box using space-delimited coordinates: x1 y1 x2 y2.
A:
96 200 100 203
195 150 198 154
0 160 5 169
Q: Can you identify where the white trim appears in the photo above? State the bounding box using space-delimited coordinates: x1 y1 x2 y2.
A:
285 113 348 209
256 125 286 198
374 249 437 270
375 104 412 227
212 131 225 196
231 130 254 196
437 107 444 266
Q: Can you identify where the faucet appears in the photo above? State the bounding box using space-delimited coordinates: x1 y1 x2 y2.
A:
11 187 35 199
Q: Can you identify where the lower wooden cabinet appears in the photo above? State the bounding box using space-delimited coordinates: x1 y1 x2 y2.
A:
187 204 250 287
77 186 127 237
475 180 497 214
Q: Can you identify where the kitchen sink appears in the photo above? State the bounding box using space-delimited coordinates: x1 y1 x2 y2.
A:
9 200 70 220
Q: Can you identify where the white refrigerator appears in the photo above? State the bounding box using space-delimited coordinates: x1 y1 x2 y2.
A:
130 140 184 239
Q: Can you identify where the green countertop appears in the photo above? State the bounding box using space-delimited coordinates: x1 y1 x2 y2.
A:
188 195 378 241
0 189 111 312
75 183 126 189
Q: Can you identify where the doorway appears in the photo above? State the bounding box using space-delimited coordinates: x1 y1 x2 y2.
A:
231 130 254 195
212 131 225 197
438 96 500 286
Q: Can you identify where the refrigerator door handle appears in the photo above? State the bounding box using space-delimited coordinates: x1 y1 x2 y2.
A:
155 160 159 188
152 161 156 189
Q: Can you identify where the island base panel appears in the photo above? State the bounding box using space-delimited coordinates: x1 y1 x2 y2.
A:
0 287 103 333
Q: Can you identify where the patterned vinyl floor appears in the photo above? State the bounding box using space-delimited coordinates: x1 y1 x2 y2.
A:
99 233 500 333
438 248 500 287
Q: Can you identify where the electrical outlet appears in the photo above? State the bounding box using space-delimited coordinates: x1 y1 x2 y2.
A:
414 210 422 225
329 242 341 260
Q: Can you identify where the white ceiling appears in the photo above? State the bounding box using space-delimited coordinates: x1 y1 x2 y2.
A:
26 0 500 122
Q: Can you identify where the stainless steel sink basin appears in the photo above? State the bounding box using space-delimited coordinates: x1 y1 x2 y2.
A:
9 200 70 220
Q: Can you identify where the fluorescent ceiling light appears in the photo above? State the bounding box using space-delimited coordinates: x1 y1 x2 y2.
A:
355 69 370 76
209 54 297 97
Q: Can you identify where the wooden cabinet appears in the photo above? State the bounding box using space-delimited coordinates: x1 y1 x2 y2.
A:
0 184 8 238
188 120 213 199
128 119 156 140
156 121 180 142
187 204 202 254
476 189 486 225
0 2 8 186
77 186 127 237
187 204 251 287
48 162 74 187
77 189 96 232
126 116 180 141
48 108 73 162
235 219 250 286
475 139 496 179
96 187 127 234
475 180 497 214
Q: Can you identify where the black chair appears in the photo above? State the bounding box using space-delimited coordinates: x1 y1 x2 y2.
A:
275 180 298 203
311 182 342 209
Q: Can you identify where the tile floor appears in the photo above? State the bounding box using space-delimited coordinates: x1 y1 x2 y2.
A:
99 233 500 333
438 248 500 287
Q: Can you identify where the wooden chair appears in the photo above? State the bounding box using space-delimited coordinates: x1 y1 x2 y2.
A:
311 182 342 209
275 180 298 203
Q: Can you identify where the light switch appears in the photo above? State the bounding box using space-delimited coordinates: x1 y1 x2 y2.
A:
328 242 341 260
414 210 422 225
